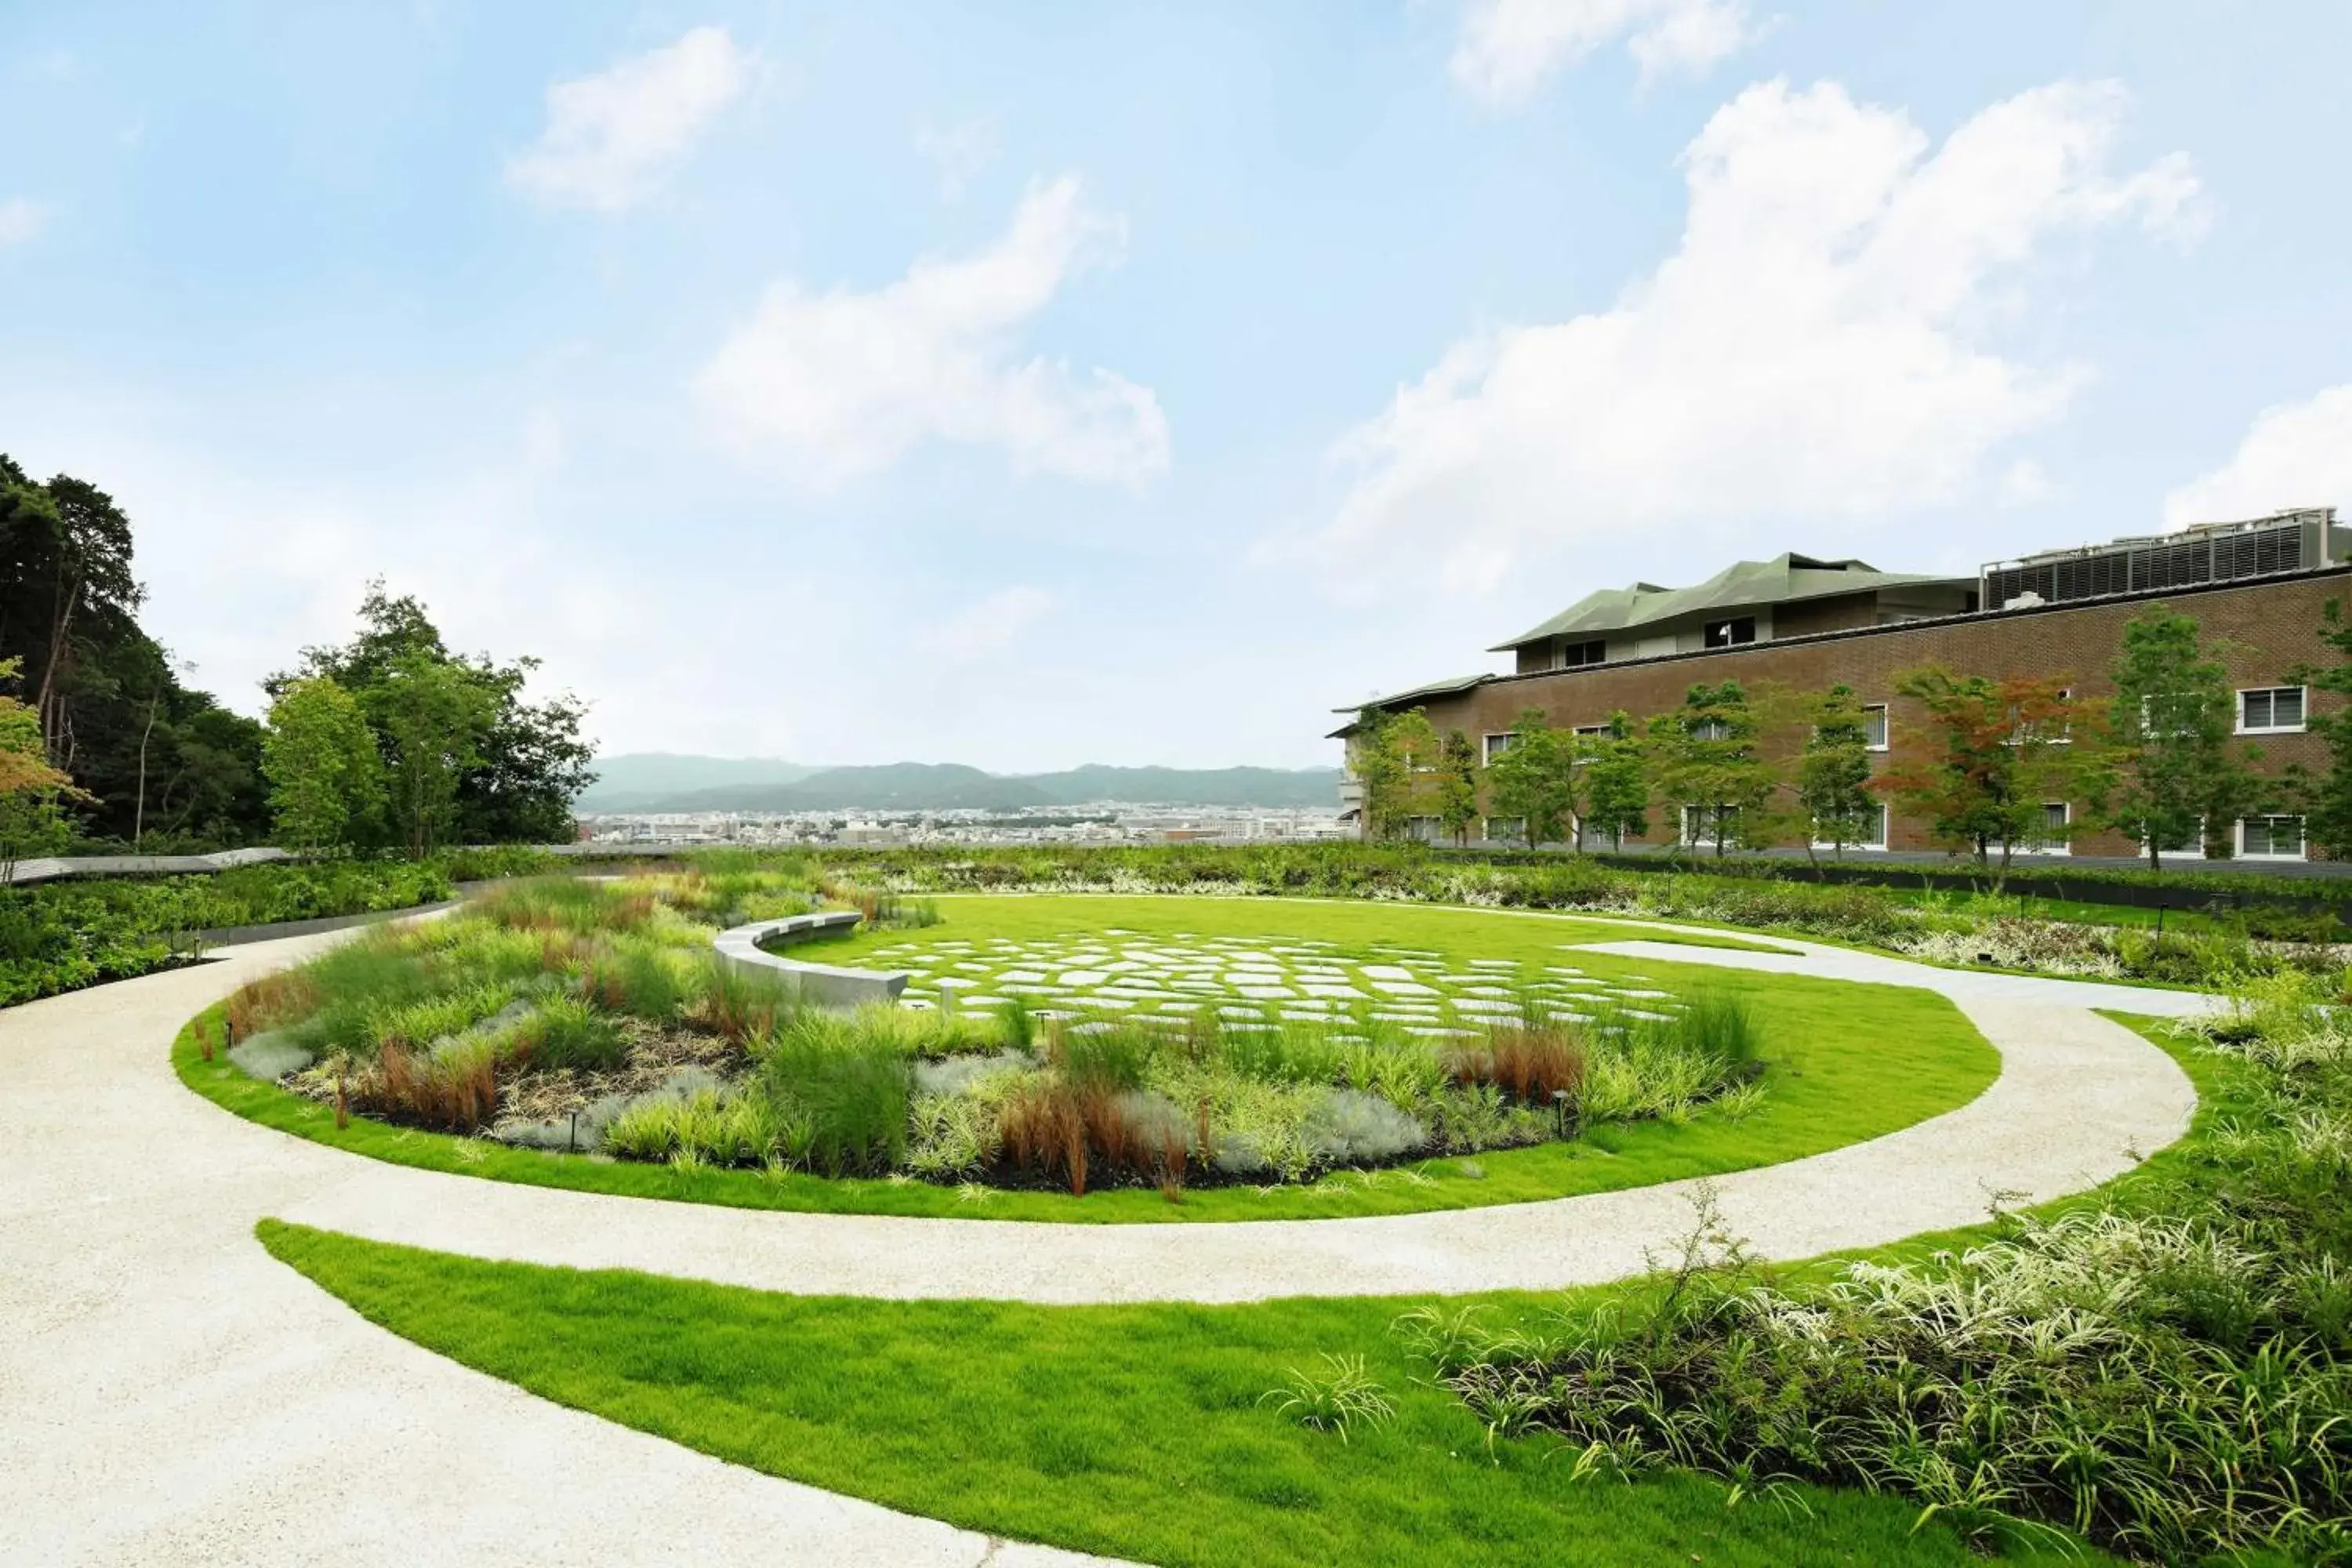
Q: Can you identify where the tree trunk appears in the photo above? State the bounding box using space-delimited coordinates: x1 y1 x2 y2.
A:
35 574 80 764
133 694 159 846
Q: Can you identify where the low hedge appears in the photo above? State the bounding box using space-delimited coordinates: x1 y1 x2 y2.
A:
0 855 538 1007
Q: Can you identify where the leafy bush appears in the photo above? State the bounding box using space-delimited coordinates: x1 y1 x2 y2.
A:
1407 975 2352 1564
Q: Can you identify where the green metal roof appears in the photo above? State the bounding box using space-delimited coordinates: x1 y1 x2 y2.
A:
1326 673 1492 737
1490 553 1969 652
1328 673 1492 716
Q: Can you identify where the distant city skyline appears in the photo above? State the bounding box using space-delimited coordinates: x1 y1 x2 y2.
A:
4 3 2350 770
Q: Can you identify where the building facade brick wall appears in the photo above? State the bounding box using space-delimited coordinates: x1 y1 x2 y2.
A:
1386 568 2352 859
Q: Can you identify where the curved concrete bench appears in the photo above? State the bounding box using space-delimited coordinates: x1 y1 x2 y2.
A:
712 911 913 1009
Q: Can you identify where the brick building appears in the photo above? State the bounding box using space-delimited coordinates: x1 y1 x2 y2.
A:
1334 510 2347 862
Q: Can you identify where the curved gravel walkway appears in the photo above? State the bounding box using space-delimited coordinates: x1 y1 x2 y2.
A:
271 926 2210 1301
0 935 1120 1568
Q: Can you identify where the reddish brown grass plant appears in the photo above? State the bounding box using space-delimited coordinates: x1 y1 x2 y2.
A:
226 971 321 1040
365 1040 499 1132
1446 1023 1586 1103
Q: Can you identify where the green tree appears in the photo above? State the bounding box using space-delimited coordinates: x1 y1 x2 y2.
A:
1796 684 1878 860
262 677 385 851
1348 705 1440 841
366 652 497 857
2285 598 2352 858
2102 605 2264 868
276 583 595 848
1484 710 1579 847
1874 668 2111 887
1581 711 1650 850
0 657 86 881
1645 682 1777 857
0 455 268 848
1435 729 1482 847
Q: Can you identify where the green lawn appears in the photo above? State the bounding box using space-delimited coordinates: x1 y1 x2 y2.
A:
185 895 1998 1223
255 1024 2231 1568
259 1219 2098 1568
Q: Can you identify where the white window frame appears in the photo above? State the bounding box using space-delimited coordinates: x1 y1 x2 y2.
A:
1680 804 1734 848
2014 800 2072 857
2237 814 2308 861
2144 816 2209 861
1862 704 1889 752
1483 815 1526 844
1404 815 1443 843
1813 802 1889 852
2238 686 2308 735
1482 732 1515 765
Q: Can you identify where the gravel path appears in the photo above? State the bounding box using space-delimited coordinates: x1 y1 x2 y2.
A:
0 916 2214 1564
0 935 1121 1568
275 926 2210 1301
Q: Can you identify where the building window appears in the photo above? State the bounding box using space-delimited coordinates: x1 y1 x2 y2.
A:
2020 801 2071 855
1571 723 1609 736
1484 816 1526 844
2239 815 2307 859
1557 639 1606 669
1863 704 1888 751
2147 818 2205 859
2239 687 2307 734
1703 616 1756 648
1482 732 1515 765
1405 815 1442 843
1681 804 1735 846
1690 717 1730 742
1813 803 1889 851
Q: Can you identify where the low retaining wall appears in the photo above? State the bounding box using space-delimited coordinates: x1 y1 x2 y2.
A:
712 911 912 1009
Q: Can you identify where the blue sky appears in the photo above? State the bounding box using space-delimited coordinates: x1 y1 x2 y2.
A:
4 2 2350 771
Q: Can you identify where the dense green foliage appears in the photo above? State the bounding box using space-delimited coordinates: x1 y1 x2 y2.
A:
0 453 270 847
1415 979 2352 1564
693 842 2351 982
0 855 550 1005
180 886 1996 1223
270 583 593 851
2101 605 2267 869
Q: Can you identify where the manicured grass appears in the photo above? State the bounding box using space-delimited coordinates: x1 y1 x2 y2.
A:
259 1218 2097 1568
255 1028 2229 1568
183 895 1999 1224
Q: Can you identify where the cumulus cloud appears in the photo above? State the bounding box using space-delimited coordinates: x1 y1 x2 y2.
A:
506 26 747 212
1453 0 1754 102
695 177 1170 486
0 198 45 245
2165 386 2352 527
1297 78 2200 593
922 585 1056 662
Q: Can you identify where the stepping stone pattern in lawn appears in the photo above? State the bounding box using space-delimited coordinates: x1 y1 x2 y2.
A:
852 930 1693 1033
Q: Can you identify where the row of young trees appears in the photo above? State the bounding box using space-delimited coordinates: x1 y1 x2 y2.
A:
0 452 594 863
1352 601 2352 873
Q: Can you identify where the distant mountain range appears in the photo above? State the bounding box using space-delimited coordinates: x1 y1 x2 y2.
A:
575 755 1343 813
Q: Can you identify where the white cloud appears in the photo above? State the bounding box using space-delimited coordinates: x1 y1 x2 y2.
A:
506 26 748 212
695 177 1170 486
0 198 45 245
915 118 1001 201
1453 0 1754 103
2165 386 2352 527
923 586 1056 662
1298 78 2199 593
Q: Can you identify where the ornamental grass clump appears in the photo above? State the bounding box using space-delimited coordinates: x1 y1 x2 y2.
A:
1403 972 2352 1565
758 1022 910 1175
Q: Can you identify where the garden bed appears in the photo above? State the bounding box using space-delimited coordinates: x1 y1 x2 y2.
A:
180 877 1998 1222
